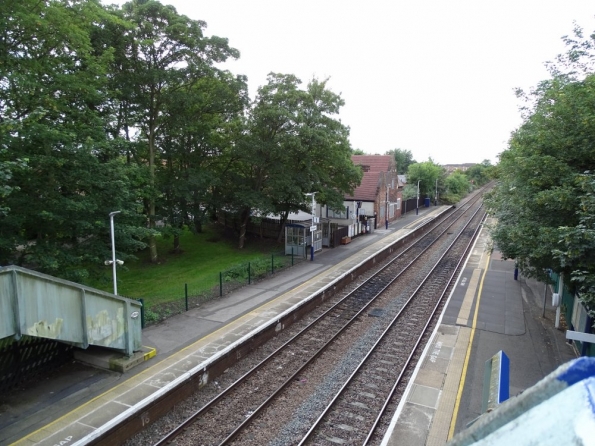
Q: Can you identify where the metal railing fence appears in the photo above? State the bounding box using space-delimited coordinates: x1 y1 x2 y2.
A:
135 249 306 327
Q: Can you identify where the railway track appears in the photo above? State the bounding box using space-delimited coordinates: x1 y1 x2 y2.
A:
299 205 485 445
123 191 486 446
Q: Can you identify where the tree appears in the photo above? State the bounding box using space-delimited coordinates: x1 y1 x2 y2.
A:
0 0 151 280
445 171 469 199
485 24 595 316
112 0 240 262
406 160 443 198
387 148 416 174
553 173 595 316
225 74 361 248
0 147 27 217
464 159 493 187
157 70 248 251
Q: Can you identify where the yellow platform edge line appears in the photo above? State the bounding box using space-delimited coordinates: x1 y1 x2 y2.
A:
448 251 490 439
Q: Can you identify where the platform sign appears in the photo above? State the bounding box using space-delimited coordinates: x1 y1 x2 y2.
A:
310 225 317 232
482 350 510 413
313 217 320 223
566 330 595 344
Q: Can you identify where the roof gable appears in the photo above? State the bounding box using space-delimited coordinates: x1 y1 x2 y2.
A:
346 155 397 201
345 171 381 201
351 155 395 173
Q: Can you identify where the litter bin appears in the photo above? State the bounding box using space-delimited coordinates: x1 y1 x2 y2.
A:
424 197 430 207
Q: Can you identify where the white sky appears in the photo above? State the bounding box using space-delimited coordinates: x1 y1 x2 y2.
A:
107 1 595 165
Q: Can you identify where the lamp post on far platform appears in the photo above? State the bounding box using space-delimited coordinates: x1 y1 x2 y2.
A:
305 192 317 261
385 184 390 229
416 180 420 215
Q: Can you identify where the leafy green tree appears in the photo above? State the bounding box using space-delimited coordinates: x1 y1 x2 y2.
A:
464 160 493 187
486 24 595 316
0 147 27 217
444 171 470 201
226 74 361 248
112 0 240 262
0 0 148 280
157 71 248 251
406 160 443 198
291 78 362 225
553 174 595 315
387 148 416 174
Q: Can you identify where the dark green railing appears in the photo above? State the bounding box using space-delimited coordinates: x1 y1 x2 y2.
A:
136 249 305 327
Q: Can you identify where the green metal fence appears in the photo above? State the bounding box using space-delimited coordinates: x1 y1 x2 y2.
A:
550 272 594 357
550 272 574 325
135 249 306 327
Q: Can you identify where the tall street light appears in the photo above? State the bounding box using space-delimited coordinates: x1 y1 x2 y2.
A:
435 178 438 206
108 211 121 295
385 182 390 230
305 192 317 261
416 180 421 215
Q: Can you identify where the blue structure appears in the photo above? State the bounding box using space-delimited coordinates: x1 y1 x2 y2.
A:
448 357 595 445
482 351 510 413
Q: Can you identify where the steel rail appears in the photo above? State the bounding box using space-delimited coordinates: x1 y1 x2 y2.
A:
153 193 484 446
363 211 487 445
218 199 485 445
298 203 485 445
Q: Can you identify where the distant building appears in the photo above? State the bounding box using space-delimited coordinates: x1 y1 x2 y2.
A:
320 155 403 233
443 163 476 173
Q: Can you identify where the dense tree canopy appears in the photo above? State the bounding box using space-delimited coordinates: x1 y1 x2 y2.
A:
0 0 363 280
387 148 416 174
445 171 469 198
226 74 362 248
406 160 443 200
0 0 149 280
485 25 595 316
464 160 494 186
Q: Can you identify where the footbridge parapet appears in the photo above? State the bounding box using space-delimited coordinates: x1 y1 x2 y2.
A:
0 265 142 356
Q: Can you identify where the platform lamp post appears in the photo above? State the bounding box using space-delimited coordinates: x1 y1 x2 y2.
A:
385 183 390 229
305 192 317 261
435 178 438 206
416 180 421 215
107 211 122 295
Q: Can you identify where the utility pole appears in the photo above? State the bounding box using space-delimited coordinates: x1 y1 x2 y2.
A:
416 180 420 215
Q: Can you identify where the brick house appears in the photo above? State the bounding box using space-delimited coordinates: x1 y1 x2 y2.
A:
321 155 403 234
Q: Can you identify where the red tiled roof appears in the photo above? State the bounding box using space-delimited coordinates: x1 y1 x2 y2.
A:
346 155 395 201
345 171 381 201
351 155 393 173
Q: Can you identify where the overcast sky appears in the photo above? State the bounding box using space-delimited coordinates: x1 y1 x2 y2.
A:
108 1 595 165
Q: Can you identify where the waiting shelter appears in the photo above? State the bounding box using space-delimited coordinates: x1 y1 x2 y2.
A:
284 221 322 258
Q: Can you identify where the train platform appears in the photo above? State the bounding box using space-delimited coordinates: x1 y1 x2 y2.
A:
0 207 578 446
382 216 578 446
2 204 444 446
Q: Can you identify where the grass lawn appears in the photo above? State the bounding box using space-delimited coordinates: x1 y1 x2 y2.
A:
90 225 284 305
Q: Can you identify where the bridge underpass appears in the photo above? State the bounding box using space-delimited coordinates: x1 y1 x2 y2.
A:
0 265 144 390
